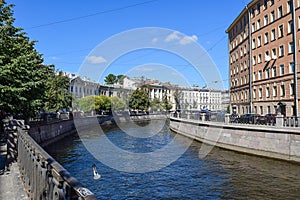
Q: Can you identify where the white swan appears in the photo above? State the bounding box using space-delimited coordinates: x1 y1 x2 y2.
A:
92 164 101 180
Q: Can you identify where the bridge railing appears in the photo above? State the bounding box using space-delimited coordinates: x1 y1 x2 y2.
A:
4 119 98 200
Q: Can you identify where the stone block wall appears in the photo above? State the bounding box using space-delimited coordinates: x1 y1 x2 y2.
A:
170 117 300 162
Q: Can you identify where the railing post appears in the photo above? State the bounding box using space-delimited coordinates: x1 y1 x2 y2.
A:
201 113 206 122
225 114 230 124
276 114 284 128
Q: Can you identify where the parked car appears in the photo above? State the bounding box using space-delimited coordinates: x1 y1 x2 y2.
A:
238 113 260 124
256 114 276 124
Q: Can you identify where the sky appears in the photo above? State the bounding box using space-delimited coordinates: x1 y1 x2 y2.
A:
8 0 249 89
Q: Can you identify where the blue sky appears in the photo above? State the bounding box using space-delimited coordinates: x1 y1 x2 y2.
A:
9 0 249 88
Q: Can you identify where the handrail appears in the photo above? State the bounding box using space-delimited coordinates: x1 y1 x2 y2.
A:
13 120 98 200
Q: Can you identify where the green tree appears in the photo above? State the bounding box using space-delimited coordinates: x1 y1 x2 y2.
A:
104 74 117 85
0 1 51 122
111 96 126 111
129 89 150 111
116 75 126 85
78 96 95 112
97 95 111 111
150 97 161 111
162 95 173 111
44 70 72 112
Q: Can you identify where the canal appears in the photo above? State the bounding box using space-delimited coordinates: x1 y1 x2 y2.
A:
45 120 300 199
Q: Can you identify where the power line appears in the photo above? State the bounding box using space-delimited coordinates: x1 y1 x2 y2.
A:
26 0 159 30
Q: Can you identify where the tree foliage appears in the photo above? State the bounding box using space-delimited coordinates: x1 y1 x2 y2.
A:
111 96 126 111
0 1 51 120
44 70 72 112
150 98 161 111
78 95 112 112
162 95 173 111
129 89 150 111
104 74 117 85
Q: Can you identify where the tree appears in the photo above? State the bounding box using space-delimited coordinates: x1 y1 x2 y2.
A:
0 1 51 122
104 74 117 85
44 70 72 112
172 87 183 111
111 96 126 111
78 96 95 112
97 95 111 111
129 89 150 111
150 98 161 111
162 95 173 111
116 75 126 85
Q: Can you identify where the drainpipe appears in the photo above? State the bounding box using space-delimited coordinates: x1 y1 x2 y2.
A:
292 0 298 118
247 5 253 113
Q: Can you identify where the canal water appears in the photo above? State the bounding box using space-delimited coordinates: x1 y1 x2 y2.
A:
45 120 300 199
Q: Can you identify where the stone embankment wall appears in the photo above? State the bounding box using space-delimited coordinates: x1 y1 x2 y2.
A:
170 117 300 163
30 114 167 146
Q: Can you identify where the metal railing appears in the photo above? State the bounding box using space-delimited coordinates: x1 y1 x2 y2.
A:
4 119 98 200
171 111 300 128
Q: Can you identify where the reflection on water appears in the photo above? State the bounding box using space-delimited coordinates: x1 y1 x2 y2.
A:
45 121 300 199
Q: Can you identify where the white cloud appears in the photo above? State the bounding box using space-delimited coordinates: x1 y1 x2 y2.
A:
152 38 158 43
49 56 59 60
179 35 198 45
86 55 107 64
165 31 180 42
165 32 198 45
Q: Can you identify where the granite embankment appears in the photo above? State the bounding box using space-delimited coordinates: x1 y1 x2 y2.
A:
170 116 300 163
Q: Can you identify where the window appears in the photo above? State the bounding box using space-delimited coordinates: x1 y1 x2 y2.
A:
278 25 284 38
273 86 277 97
251 7 255 18
253 56 256 65
289 42 294 53
259 88 262 98
257 19 261 29
298 16 300 30
289 62 295 73
271 29 276 41
278 6 283 18
266 87 270 98
270 0 274 5
267 106 271 114
280 64 285 75
252 23 256 32
252 38 256 49
253 72 256 81
260 106 263 115
264 0 268 9
264 32 269 44
288 20 293 34
258 36 262 47
253 89 256 99
272 48 276 58
264 15 269 26
265 51 270 61
279 45 284 56
287 1 292 13
259 70 263 80
257 3 261 14
270 11 275 22
258 54 262 63
266 68 270 79
280 85 285 97
290 83 295 95
272 67 277 77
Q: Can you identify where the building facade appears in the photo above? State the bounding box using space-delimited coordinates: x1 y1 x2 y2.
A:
227 0 300 116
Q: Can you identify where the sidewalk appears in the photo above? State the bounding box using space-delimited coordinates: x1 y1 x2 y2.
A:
0 139 27 200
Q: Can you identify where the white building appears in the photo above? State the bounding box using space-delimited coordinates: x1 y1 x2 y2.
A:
68 74 101 98
179 87 222 111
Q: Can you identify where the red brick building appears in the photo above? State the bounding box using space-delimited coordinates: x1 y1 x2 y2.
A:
227 0 300 117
